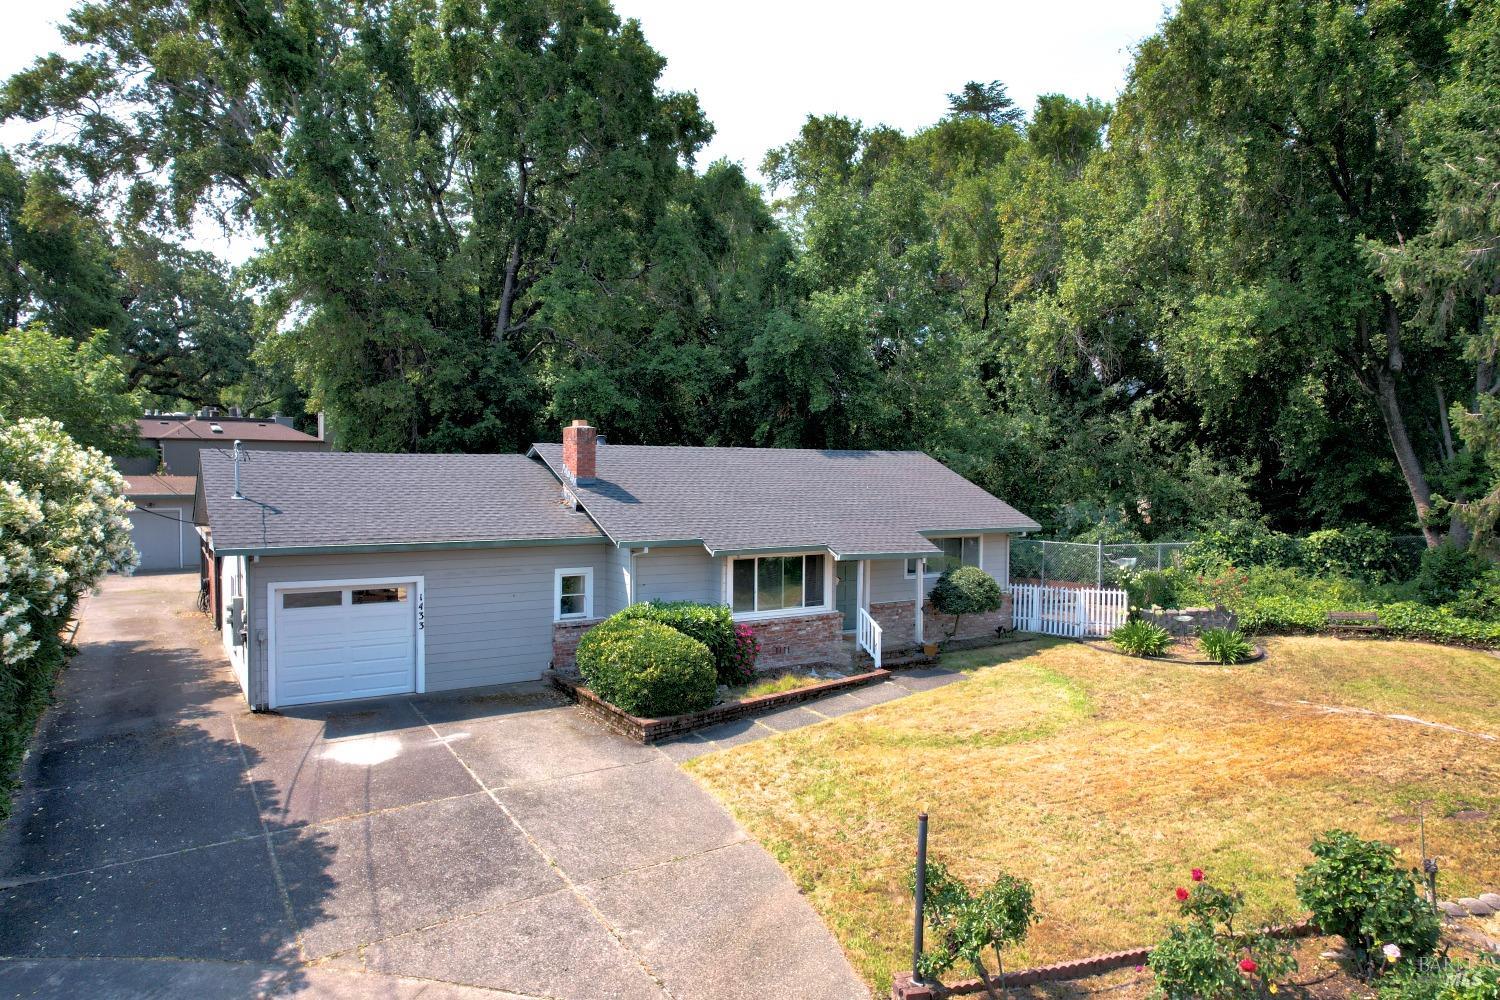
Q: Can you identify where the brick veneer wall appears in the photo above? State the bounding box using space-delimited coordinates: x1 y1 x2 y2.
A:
551 617 603 672
923 593 1014 642
742 611 845 671
869 600 919 650
553 610 846 674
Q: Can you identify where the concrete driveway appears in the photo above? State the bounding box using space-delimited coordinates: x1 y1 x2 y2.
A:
0 573 870 999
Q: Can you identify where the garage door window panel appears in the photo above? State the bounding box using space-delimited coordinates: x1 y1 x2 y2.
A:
283 590 343 609
353 586 407 605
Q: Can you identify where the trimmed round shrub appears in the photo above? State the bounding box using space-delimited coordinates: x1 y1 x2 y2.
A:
614 601 754 684
928 565 1003 640
1111 619 1173 657
575 618 716 718
1198 627 1253 665
1295 830 1440 968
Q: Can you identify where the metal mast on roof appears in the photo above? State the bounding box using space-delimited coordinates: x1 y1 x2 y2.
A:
231 440 247 499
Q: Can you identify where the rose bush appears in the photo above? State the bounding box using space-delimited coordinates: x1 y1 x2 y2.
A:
1149 870 1296 1000
0 417 136 818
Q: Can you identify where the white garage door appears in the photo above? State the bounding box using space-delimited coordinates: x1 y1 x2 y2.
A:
273 583 418 707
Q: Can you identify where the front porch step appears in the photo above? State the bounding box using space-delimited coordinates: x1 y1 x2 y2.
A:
851 645 937 670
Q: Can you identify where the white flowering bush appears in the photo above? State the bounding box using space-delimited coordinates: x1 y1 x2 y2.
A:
1 417 136 816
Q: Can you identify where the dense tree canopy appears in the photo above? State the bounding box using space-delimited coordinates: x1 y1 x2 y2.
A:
3 0 1496 544
0 326 140 456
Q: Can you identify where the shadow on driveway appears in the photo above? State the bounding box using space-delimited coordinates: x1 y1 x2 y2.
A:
0 575 334 996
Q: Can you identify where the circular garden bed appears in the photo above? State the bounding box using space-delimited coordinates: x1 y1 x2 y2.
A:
1083 636 1267 666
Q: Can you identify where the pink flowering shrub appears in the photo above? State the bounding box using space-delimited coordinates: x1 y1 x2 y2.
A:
726 623 759 684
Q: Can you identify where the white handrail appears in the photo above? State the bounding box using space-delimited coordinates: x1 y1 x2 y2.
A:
857 607 883 669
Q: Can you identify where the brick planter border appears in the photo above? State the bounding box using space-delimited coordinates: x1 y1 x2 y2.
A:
892 921 1317 998
548 666 891 743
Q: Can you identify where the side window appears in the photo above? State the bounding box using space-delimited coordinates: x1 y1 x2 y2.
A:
909 536 981 577
555 568 593 621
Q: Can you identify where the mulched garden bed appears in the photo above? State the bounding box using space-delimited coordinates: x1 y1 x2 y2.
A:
902 924 1497 999
1081 636 1267 666
547 664 891 743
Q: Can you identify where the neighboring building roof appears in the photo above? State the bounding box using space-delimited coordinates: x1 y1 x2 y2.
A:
138 415 322 443
123 474 198 499
198 451 603 555
529 443 1040 558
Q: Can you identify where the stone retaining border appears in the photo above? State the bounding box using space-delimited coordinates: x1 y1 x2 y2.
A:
891 921 1317 999
547 666 891 743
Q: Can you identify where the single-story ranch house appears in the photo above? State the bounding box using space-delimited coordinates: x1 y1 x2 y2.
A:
195 420 1039 710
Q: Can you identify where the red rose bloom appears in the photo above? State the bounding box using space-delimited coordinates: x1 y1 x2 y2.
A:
1175 887 1190 901
1191 868 1205 882
1239 958 1258 974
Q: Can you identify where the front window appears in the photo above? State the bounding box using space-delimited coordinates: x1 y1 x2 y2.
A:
907 536 980 577
732 554 825 614
555 568 594 621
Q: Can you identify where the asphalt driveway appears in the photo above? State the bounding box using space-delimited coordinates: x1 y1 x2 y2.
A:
0 573 870 999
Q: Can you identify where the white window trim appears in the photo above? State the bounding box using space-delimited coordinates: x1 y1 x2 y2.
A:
906 535 984 578
723 551 835 622
264 575 426 711
554 567 595 622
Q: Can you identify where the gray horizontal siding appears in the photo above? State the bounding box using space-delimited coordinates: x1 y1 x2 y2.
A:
244 542 611 707
867 533 1011 604
635 547 721 605
160 438 327 476
603 545 631 616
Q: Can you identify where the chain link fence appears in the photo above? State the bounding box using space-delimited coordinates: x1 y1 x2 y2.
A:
1010 540 1191 589
1014 534 1431 589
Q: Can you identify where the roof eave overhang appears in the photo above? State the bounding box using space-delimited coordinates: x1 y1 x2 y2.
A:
616 538 710 551
917 523 1040 536
829 548 942 561
210 534 605 558
706 543 837 559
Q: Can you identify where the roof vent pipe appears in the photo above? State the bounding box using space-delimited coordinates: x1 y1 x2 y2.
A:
562 419 597 485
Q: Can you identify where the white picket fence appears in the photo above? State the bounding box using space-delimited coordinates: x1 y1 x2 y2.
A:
1011 583 1128 638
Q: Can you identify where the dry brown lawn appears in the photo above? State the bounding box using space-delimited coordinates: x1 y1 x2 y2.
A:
684 636 1500 993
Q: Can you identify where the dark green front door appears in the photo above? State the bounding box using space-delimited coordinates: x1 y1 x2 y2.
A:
834 560 858 631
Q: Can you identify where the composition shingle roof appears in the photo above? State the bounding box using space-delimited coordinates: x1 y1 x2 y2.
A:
198 450 602 554
529 443 1040 557
123 474 197 498
139 416 322 443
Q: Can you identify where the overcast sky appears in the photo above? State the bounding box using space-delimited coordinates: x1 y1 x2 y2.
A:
0 0 1170 261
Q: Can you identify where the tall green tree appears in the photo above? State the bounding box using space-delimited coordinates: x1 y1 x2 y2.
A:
0 152 123 341
5 0 714 452
0 326 140 455
946 81 1024 127
1112 0 1471 545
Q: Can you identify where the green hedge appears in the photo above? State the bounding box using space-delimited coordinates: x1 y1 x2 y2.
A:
614 601 751 684
1234 594 1500 648
0 624 69 820
575 617 717 717
1184 519 1408 584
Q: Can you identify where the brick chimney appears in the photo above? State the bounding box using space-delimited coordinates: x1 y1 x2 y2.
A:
562 419 597 484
